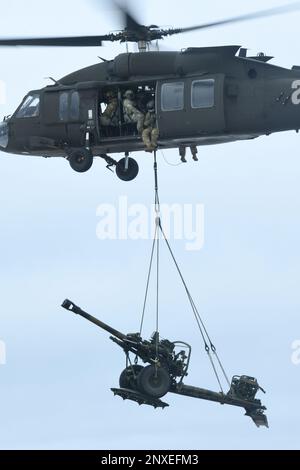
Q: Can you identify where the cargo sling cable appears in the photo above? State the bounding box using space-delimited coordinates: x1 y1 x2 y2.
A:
138 151 230 393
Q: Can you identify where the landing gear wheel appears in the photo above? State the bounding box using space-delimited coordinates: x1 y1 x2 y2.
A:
116 158 139 182
119 365 144 390
68 148 93 173
137 365 171 399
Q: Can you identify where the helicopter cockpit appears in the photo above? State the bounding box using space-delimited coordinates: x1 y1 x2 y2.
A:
0 91 42 154
16 94 40 119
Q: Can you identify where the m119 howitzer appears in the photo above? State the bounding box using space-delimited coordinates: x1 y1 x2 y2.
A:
62 299 268 428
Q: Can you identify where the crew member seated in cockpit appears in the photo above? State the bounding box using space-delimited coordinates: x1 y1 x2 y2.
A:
100 90 118 127
122 89 144 134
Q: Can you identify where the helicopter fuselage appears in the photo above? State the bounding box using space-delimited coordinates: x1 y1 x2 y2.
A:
1 47 300 172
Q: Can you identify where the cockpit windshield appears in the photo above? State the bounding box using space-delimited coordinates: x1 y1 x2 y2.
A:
16 94 40 118
0 121 8 148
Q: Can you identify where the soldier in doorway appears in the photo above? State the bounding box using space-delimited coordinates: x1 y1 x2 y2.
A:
142 100 159 152
100 90 118 126
123 89 145 134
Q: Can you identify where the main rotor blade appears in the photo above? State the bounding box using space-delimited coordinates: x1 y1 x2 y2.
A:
171 1 300 35
104 0 145 32
0 36 110 47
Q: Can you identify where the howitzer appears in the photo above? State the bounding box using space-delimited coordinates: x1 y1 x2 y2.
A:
62 299 268 428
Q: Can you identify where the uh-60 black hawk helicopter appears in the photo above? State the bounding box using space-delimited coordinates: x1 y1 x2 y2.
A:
1 1 300 181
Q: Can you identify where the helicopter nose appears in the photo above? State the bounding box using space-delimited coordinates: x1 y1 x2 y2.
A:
0 120 9 149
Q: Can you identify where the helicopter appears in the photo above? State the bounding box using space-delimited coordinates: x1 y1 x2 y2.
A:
1 1 300 181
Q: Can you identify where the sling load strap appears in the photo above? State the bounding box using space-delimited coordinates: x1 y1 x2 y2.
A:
154 152 160 211
139 222 160 362
139 224 158 336
154 151 160 361
159 223 231 390
139 152 161 361
139 151 230 390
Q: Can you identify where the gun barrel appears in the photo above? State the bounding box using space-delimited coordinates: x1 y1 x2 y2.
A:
62 299 127 341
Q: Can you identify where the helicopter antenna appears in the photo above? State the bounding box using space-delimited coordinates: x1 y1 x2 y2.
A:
44 77 60 85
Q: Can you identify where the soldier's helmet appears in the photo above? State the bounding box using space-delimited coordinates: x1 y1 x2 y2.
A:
124 89 134 99
147 100 155 111
105 90 116 99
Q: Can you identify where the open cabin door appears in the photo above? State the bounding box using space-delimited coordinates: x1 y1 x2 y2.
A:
156 74 225 139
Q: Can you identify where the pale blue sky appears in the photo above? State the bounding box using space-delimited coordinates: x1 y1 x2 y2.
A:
0 0 300 450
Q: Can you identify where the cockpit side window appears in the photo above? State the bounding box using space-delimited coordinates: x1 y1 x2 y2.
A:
16 94 40 118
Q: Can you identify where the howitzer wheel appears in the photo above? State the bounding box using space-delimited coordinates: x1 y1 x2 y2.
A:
137 365 171 399
119 365 144 390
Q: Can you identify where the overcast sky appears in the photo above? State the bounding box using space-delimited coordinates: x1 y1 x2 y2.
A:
0 0 300 450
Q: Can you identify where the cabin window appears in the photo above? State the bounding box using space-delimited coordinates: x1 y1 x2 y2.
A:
191 79 215 109
161 82 184 111
59 92 69 121
70 91 80 120
16 94 40 118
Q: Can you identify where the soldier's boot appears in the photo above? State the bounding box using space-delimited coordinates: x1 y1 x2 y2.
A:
190 145 198 161
179 146 187 163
